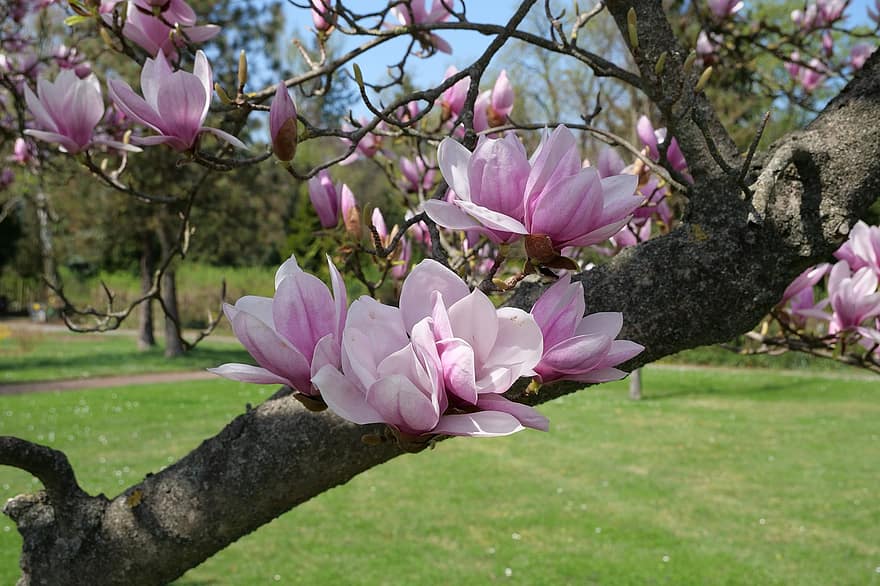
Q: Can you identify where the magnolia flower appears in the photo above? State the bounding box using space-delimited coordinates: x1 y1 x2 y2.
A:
399 155 436 193
269 82 297 161
340 183 360 235
474 70 514 132
707 0 743 19
372 208 411 280
850 44 876 70
391 0 453 54
313 259 548 438
210 254 347 396
780 263 831 305
799 58 827 92
636 115 688 174
530 274 643 384
696 30 720 66
827 261 880 334
425 125 641 252
340 118 385 164
24 70 138 154
834 220 880 275
10 138 33 165
108 50 245 151
440 66 468 121
308 169 340 228
116 0 219 59
311 0 335 32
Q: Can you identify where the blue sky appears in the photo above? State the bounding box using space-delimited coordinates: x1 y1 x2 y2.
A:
281 0 878 100
284 1 522 93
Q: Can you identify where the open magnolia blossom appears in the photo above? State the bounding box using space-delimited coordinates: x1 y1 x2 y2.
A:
424 125 642 251
24 69 140 154
108 50 245 152
214 257 644 440
531 274 644 384
209 254 347 396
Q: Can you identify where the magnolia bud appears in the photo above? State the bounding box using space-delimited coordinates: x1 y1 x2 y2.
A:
269 81 298 161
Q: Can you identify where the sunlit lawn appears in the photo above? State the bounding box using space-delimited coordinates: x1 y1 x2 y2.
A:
0 324 250 383
1 368 878 585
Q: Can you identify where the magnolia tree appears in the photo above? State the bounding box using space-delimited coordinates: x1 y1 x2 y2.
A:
1 0 879 583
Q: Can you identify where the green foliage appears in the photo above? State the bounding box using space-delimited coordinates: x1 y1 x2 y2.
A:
1 368 878 584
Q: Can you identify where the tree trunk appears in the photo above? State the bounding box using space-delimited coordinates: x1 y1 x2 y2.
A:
137 237 156 351
628 368 642 401
33 189 58 302
161 267 184 358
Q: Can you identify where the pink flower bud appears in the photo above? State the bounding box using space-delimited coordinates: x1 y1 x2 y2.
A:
270 81 298 161
308 170 340 228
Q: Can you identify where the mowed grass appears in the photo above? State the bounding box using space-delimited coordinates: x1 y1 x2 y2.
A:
1 368 878 585
0 325 250 383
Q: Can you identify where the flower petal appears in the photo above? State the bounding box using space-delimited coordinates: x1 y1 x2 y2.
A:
433 411 525 437
313 365 383 425
208 363 291 385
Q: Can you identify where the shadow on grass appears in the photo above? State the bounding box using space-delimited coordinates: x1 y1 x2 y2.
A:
0 345 251 384
640 379 808 402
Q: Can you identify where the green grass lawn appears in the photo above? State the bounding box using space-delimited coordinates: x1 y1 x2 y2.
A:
1 368 878 585
0 326 251 383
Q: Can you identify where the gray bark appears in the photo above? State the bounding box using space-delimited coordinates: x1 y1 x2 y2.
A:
137 237 156 351
3 3 880 583
160 267 184 358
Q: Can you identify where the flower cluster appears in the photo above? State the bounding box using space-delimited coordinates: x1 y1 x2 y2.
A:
101 0 219 60
778 221 880 349
213 255 643 440
24 49 246 155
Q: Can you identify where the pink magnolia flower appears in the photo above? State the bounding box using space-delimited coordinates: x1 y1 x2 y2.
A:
340 182 360 235
308 169 340 228
610 219 652 249
108 50 245 151
833 220 880 274
530 274 643 384
440 66 468 121
311 0 335 32
474 70 514 132
399 155 436 193
850 44 876 70
827 260 880 334
312 259 548 438
425 125 641 251
593 147 672 228
118 0 220 59
391 0 453 54
707 0 743 20
10 138 33 164
371 208 411 280
696 30 721 66
798 58 827 92
210 254 347 396
636 115 688 174
340 118 385 164
269 81 297 161
131 0 197 26
780 263 831 305
24 70 138 154
405 209 432 247
870 0 880 23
